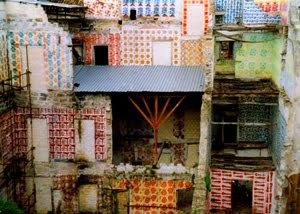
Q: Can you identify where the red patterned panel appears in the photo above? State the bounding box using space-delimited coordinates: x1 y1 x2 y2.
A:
255 0 287 13
210 168 274 213
0 110 15 164
73 32 121 66
6 107 107 161
81 108 106 160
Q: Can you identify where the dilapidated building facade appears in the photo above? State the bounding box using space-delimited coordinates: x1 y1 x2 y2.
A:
0 0 299 213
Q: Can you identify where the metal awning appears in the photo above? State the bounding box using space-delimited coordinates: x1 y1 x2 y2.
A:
74 65 205 93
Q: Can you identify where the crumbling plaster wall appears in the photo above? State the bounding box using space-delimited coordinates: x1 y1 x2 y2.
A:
0 2 7 81
191 92 212 213
272 0 300 212
4 1 73 91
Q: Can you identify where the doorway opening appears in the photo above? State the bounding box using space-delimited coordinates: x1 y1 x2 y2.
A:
94 45 108 65
232 180 252 213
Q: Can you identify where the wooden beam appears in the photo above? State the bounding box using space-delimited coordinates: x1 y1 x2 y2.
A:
142 96 154 123
160 96 185 126
153 128 158 160
158 97 170 124
129 97 153 127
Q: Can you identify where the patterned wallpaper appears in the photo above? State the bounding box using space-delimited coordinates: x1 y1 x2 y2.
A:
254 0 288 24
181 39 212 67
271 106 287 168
84 0 120 19
215 0 281 24
0 107 107 162
211 169 274 213
122 0 178 18
74 32 121 65
254 0 287 12
115 178 193 213
243 0 281 24
235 32 280 79
7 27 73 90
121 25 181 65
0 31 8 81
182 0 210 35
238 103 272 143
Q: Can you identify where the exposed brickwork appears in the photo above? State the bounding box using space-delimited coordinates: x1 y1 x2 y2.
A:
210 168 274 213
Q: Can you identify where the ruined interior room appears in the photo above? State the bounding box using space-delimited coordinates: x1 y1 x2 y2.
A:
0 0 300 213
112 94 201 167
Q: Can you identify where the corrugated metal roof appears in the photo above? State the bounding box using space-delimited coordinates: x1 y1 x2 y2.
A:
11 0 85 8
74 66 205 93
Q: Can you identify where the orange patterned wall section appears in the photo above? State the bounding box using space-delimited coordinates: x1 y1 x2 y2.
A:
115 178 193 213
121 26 181 65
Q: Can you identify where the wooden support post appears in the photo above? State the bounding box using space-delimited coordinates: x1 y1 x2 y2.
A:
129 95 185 165
158 98 170 123
142 97 154 123
153 128 158 160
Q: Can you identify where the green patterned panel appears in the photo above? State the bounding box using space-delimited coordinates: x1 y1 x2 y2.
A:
235 32 283 80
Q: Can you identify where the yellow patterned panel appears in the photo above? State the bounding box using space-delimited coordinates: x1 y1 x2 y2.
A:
184 109 200 140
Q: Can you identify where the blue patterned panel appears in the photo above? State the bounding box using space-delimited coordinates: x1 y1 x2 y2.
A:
215 0 281 24
243 0 281 24
271 107 287 167
239 104 272 123
239 125 271 143
215 0 242 24
122 0 176 17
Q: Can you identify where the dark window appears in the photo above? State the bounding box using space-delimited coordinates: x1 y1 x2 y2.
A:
130 9 137 20
219 41 234 59
94 46 108 65
212 104 238 149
